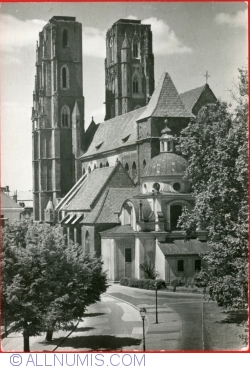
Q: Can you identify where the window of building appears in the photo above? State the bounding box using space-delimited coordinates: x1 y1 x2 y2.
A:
110 37 113 61
133 38 139 58
133 78 139 93
100 163 103 168
167 141 171 152
106 161 109 167
61 105 70 128
132 162 137 181
82 167 86 175
195 259 201 271
170 204 182 230
85 231 90 253
125 248 132 263
143 159 146 168
177 260 184 272
62 29 68 47
94 164 97 170
61 65 69 89
88 166 91 174
125 163 129 172
173 182 181 192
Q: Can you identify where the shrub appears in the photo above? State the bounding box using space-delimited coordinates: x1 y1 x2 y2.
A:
139 259 158 280
171 277 183 292
128 278 139 288
120 277 129 286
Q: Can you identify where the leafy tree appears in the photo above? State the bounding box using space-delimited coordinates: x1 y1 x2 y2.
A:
139 259 159 279
177 68 248 310
2 220 108 351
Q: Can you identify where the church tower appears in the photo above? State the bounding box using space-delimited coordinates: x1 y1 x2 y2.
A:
32 16 84 221
105 19 154 120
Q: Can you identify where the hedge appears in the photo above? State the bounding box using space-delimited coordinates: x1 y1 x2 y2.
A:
120 277 166 290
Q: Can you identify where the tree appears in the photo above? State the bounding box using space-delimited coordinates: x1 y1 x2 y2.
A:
177 68 248 310
2 220 108 351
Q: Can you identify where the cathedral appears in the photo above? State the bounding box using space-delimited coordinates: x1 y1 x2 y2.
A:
32 16 217 282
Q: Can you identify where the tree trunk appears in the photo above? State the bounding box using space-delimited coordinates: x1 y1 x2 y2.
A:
45 329 53 341
23 324 30 352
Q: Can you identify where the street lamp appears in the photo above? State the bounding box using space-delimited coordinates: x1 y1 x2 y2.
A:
155 281 158 324
140 307 147 351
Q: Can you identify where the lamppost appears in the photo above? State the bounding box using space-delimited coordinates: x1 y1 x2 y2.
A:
155 281 158 324
140 307 147 351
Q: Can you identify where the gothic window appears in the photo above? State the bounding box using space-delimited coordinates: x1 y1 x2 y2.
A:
143 159 146 168
133 37 139 58
106 161 109 167
62 29 68 47
110 37 114 61
125 163 129 172
100 163 103 168
88 166 91 174
61 65 69 89
82 167 86 175
85 231 90 253
61 105 70 128
132 161 137 181
133 78 139 93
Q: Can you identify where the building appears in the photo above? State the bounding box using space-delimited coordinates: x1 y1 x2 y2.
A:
32 16 85 221
32 16 217 283
105 19 154 120
1 188 24 224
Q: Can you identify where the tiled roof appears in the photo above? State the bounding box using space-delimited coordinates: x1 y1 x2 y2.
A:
1 191 23 209
137 73 194 121
142 152 188 177
83 188 140 224
65 166 115 211
158 239 211 255
81 107 146 159
179 85 206 113
100 224 136 235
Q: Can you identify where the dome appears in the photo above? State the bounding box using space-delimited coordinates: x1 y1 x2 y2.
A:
142 153 188 177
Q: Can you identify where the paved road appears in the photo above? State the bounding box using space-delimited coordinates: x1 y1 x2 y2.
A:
106 284 204 351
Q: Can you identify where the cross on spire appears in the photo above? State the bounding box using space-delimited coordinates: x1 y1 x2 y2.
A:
204 71 210 84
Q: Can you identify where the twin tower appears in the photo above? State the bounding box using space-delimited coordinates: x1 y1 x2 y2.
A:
32 16 154 221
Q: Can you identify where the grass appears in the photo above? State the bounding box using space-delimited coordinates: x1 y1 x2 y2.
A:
203 301 248 351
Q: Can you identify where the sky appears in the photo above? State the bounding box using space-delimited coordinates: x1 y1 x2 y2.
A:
0 1 248 192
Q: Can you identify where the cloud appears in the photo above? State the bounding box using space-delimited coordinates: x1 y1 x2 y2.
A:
0 14 46 53
142 17 192 55
82 27 106 58
127 16 192 55
215 9 247 28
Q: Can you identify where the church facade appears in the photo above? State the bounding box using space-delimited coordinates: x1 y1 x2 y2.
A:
33 16 217 283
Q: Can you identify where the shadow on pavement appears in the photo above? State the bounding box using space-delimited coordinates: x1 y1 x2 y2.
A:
42 335 141 350
83 313 106 318
218 310 248 325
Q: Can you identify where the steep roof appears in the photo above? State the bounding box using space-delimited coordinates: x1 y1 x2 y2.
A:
81 107 146 159
100 224 136 235
66 166 115 211
179 85 206 113
83 187 140 224
158 239 211 255
137 72 194 121
1 191 23 209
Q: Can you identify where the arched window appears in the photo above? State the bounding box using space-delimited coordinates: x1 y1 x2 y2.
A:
94 164 97 170
133 77 139 93
61 105 70 127
100 163 103 168
170 205 182 230
132 161 137 181
61 65 69 89
85 231 90 253
82 167 86 176
143 159 146 168
125 163 129 172
106 161 109 167
133 37 139 58
88 166 91 174
110 37 114 61
62 29 68 47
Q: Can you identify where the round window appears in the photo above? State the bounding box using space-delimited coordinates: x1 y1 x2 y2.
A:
153 182 161 192
173 182 181 192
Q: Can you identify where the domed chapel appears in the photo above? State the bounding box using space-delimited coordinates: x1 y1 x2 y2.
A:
32 16 217 282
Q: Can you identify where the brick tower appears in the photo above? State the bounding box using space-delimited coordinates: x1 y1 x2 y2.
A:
105 19 155 120
32 16 84 221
